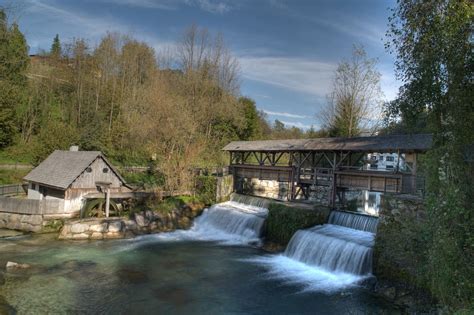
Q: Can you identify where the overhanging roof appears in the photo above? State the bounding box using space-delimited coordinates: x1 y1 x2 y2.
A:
223 134 432 153
24 150 127 190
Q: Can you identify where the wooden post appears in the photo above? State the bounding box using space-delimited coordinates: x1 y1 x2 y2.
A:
105 188 110 218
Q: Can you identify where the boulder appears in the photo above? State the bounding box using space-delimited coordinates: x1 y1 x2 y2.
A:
72 233 89 240
6 261 31 270
89 223 107 233
134 213 148 227
70 223 89 234
108 221 123 233
90 232 104 240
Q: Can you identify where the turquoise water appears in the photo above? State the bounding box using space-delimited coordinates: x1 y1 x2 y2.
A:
0 234 398 314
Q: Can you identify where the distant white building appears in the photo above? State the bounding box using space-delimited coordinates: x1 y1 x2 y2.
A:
366 152 405 171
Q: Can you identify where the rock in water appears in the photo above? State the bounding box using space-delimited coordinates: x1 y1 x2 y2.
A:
6 262 30 270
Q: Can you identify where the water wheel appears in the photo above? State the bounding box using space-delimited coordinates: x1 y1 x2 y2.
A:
81 198 121 218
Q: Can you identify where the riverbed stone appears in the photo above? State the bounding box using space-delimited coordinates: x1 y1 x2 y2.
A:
6 261 30 270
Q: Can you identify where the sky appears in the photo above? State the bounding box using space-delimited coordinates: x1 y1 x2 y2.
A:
3 0 399 130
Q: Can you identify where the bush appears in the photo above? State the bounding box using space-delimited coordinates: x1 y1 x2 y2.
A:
264 203 330 245
195 175 217 205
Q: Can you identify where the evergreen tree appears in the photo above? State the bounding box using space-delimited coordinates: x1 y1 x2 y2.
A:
50 34 61 58
0 9 29 148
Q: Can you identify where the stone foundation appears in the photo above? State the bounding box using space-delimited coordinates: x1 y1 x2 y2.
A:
241 178 290 200
0 213 43 232
59 204 203 240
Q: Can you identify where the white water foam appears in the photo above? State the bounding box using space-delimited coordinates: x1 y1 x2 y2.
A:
245 255 368 293
122 201 268 250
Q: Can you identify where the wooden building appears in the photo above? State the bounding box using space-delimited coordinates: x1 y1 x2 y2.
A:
23 149 131 216
223 134 432 206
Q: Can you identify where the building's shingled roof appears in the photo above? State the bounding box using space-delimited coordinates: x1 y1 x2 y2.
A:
24 150 126 190
223 134 433 153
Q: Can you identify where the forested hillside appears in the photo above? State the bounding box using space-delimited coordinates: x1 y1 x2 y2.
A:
0 12 319 189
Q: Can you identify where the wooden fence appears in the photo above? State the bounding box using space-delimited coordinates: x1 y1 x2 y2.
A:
0 198 64 215
0 184 27 196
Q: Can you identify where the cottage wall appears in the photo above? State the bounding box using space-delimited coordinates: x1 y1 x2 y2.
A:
71 158 123 189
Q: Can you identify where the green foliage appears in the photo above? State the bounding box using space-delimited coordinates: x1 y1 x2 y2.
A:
31 120 80 164
50 34 61 58
0 168 30 185
122 171 164 189
239 97 261 140
386 0 473 310
194 175 217 205
265 203 329 245
0 12 29 148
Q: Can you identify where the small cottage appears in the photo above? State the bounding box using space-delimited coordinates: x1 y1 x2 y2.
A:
23 148 131 216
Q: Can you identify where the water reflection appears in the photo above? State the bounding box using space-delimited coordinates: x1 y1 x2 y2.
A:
357 191 381 216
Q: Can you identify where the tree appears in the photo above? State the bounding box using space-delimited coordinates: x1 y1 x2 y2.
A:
50 34 61 58
319 46 382 137
238 97 260 140
0 9 28 148
386 0 473 309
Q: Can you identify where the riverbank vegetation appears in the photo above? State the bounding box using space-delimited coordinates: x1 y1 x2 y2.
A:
385 0 473 311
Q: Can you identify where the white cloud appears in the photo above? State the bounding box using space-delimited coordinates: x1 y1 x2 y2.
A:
279 120 314 130
95 0 235 13
25 0 174 53
96 0 178 10
262 109 311 119
239 56 336 97
185 0 232 13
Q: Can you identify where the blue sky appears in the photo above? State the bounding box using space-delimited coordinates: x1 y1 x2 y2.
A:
4 0 398 129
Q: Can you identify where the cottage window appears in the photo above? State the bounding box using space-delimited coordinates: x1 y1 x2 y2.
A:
86 167 92 173
103 167 109 173
386 156 395 162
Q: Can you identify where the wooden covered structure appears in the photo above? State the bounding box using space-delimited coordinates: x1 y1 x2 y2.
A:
223 134 432 206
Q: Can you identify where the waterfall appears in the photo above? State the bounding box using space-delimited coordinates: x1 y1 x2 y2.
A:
230 193 270 210
191 203 267 243
247 210 379 292
132 196 269 245
328 211 379 233
284 225 374 275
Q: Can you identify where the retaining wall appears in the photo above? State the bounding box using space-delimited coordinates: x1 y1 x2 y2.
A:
0 198 66 232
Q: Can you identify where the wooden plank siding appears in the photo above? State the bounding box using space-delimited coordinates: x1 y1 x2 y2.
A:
70 158 123 189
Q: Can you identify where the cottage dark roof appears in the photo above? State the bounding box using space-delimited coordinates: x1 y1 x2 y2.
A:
223 134 433 153
24 150 126 190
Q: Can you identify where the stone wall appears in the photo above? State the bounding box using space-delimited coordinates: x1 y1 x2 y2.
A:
0 198 66 232
59 204 204 240
373 194 432 310
241 178 290 200
215 175 233 203
0 213 43 232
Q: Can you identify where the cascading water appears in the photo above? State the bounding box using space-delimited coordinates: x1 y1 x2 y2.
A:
328 210 378 233
130 194 269 246
248 210 379 292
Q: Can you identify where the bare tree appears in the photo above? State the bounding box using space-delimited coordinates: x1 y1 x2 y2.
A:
319 45 383 137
